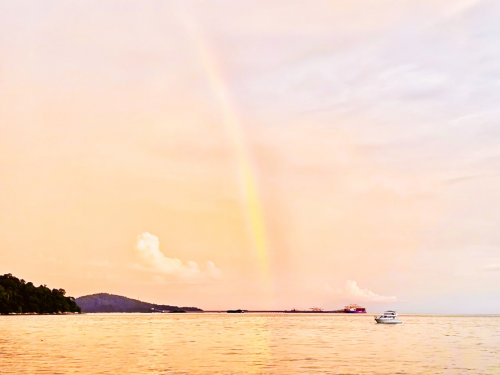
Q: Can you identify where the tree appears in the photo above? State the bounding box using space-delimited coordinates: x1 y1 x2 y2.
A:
0 274 81 314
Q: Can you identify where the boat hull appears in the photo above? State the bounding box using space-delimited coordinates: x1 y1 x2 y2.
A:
375 318 402 324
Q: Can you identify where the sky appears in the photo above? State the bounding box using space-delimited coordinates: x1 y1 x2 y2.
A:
1 0 499 313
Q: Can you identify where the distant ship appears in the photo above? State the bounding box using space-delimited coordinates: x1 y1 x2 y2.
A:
344 304 366 313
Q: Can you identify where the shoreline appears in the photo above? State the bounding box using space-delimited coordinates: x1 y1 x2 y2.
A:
1 312 82 316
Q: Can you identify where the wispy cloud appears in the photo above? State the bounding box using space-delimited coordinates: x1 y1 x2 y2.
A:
484 264 500 271
134 232 222 281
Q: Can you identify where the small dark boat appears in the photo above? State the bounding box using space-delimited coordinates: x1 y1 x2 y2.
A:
227 309 245 313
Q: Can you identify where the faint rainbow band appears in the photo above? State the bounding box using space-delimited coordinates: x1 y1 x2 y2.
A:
179 9 271 287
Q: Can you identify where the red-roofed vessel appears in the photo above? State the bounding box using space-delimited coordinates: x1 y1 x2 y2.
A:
344 304 366 313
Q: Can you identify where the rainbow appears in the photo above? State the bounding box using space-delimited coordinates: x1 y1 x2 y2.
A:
179 9 271 287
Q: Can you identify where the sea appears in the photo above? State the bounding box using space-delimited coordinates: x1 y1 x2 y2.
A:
1 313 499 374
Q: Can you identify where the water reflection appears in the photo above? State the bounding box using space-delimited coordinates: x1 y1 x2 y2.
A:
1 314 499 374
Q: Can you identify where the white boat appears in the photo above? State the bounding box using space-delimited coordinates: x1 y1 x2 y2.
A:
375 310 402 324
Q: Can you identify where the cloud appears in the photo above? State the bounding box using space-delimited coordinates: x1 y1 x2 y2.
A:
484 264 500 271
344 280 397 302
134 232 222 281
326 280 397 303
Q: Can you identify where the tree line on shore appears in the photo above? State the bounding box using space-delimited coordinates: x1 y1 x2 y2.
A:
0 273 81 314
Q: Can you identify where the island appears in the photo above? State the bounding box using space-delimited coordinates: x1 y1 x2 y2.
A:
76 293 203 313
0 273 81 314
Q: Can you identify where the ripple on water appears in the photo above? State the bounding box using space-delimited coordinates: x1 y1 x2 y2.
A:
0 314 499 374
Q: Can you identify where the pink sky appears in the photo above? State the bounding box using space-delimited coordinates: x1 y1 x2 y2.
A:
1 0 499 313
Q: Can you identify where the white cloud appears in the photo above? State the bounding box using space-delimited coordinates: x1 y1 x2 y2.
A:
344 280 397 302
134 232 222 281
326 280 397 303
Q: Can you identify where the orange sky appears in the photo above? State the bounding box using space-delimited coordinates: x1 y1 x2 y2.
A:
1 0 499 313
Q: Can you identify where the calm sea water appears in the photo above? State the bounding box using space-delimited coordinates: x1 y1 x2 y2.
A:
1 313 499 374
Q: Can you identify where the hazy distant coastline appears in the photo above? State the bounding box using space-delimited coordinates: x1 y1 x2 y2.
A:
76 293 203 313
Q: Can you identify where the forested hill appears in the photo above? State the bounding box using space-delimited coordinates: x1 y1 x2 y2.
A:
0 274 81 314
76 293 203 313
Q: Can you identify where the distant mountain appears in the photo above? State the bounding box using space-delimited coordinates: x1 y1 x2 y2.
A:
75 293 203 313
